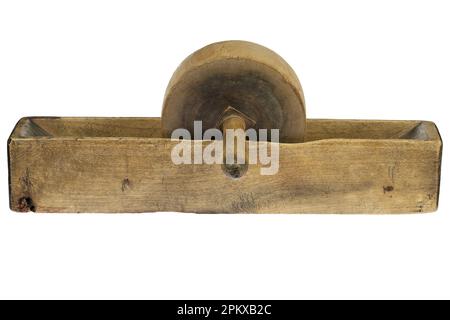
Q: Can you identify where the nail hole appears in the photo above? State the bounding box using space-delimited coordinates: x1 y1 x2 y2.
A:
222 163 248 179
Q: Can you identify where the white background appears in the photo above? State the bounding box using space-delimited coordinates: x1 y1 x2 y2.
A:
0 0 448 299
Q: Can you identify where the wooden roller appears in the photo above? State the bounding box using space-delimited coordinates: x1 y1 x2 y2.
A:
161 40 306 143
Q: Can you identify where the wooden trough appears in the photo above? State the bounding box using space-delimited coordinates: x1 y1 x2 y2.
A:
8 41 442 214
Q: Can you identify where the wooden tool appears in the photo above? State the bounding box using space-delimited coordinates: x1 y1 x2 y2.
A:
8 41 442 213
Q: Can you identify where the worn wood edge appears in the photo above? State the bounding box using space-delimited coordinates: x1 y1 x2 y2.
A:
9 117 442 141
433 121 443 212
9 116 163 139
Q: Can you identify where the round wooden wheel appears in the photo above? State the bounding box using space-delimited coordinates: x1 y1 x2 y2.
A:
161 40 306 143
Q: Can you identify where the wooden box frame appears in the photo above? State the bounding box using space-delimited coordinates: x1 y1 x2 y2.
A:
8 117 442 213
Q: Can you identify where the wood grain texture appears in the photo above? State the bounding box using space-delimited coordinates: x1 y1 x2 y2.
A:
8 117 442 213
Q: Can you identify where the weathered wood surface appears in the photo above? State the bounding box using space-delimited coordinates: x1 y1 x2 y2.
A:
162 40 306 143
8 117 442 213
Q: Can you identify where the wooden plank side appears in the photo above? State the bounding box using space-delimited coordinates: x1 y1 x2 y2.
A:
8 137 441 214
